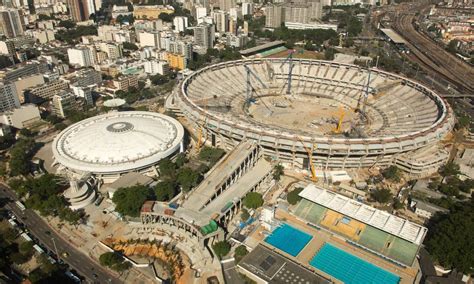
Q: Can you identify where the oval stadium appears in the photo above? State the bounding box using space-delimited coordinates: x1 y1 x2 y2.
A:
174 59 454 174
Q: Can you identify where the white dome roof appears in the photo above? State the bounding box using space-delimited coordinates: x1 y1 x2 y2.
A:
52 111 184 174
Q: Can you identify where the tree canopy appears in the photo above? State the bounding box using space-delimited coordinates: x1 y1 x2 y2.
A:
176 167 201 192
99 252 132 272
425 201 474 273
287 187 303 205
9 138 36 176
370 188 392 203
272 164 284 181
243 192 264 209
381 165 401 182
199 146 225 166
212 241 231 259
112 185 152 217
154 180 177 201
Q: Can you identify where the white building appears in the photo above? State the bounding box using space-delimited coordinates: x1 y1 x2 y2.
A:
196 6 208 24
213 10 229 33
173 16 188 33
67 46 97 67
100 42 123 61
0 82 20 112
52 91 76 118
0 8 24 38
410 198 448 219
71 85 93 105
144 60 169 75
285 22 337 30
229 7 242 20
242 2 253 16
0 104 40 129
0 40 15 55
194 23 215 50
29 30 55 44
138 31 161 49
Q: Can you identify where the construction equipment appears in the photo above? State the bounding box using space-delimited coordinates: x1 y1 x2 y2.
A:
356 67 372 119
279 49 302 95
244 64 268 104
296 136 318 182
333 106 346 133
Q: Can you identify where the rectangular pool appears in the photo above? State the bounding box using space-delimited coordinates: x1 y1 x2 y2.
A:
310 243 400 284
264 223 312 257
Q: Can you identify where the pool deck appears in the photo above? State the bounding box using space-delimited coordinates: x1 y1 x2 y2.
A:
272 208 419 284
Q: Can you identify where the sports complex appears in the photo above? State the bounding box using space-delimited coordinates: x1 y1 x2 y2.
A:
175 58 454 174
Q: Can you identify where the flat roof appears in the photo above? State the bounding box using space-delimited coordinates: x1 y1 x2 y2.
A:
240 41 286 56
238 244 331 284
380 28 407 44
299 184 428 245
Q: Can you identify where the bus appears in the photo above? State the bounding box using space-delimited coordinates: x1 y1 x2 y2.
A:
33 244 45 254
20 233 33 242
15 201 26 211
8 218 18 227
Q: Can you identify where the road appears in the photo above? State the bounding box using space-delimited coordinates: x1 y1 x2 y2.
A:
0 184 122 284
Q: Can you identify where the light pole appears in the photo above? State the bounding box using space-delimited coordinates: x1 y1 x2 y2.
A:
51 237 59 258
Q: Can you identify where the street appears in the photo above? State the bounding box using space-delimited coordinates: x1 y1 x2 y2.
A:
0 184 122 284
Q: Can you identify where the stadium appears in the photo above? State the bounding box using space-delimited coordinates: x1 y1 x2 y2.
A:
175 58 455 173
52 111 184 183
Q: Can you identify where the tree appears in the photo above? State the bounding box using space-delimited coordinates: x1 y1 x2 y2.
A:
425 201 474 273
324 48 336 60
158 13 173 22
154 181 177 201
158 158 177 178
212 241 231 259
19 241 34 255
272 164 284 181
112 185 151 217
241 208 250 222
370 188 392 203
122 42 138 51
234 245 248 263
393 198 403 210
439 162 460 178
174 153 187 168
99 252 123 267
381 165 401 182
58 20 75 29
243 192 263 209
176 167 201 192
199 146 225 166
287 187 303 205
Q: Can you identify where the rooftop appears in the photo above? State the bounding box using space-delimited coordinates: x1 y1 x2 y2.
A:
299 184 427 245
380 28 407 44
52 111 184 174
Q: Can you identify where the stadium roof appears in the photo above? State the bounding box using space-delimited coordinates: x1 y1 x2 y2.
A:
380 28 407 45
299 184 427 245
52 111 184 174
240 40 286 56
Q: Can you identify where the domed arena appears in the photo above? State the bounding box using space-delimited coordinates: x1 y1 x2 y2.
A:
52 111 184 181
176 59 454 170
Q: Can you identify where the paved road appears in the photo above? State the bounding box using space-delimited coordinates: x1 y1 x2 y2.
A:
0 184 122 284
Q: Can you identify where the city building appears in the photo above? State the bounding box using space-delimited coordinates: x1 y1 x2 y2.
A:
99 42 123 61
24 80 69 102
9 74 44 103
265 4 284 28
52 91 76 118
0 40 15 55
218 0 235 12
285 22 337 30
213 10 229 33
28 29 55 43
410 198 449 219
242 2 253 16
194 23 215 50
0 61 48 82
138 30 161 49
173 16 188 33
168 40 193 59
0 104 40 129
52 111 185 183
0 8 24 38
144 60 169 75
67 46 97 67
0 82 20 112
112 75 138 92
166 53 186 70
67 0 87 22
75 68 102 87
195 6 208 23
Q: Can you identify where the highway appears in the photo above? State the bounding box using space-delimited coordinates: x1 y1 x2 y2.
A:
391 3 474 94
0 184 122 284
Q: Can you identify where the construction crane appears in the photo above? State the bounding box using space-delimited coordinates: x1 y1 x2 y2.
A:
333 106 346 133
244 64 268 104
296 136 318 182
196 97 208 151
279 49 303 95
356 66 372 119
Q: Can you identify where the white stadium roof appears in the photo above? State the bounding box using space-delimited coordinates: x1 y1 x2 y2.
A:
52 111 184 174
299 184 427 245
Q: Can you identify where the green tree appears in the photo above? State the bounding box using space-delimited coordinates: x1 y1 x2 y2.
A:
19 241 34 255
99 252 123 267
158 158 177 178
174 153 188 168
112 185 151 217
381 165 401 182
425 201 474 273
287 187 303 205
393 198 403 210
154 180 177 201
439 162 460 178
199 146 225 166
176 167 201 192
212 241 231 259
123 42 138 51
370 188 392 203
324 48 336 60
272 164 284 181
234 245 248 263
243 192 263 209
58 20 75 29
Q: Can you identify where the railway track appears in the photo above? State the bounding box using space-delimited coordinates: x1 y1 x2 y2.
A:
391 5 474 94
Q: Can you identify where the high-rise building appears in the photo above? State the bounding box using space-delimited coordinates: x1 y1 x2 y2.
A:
0 82 20 112
67 46 97 67
52 91 76 118
169 40 193 59
285 5 309 24
195 6 208 23
138 31 161 48
242 2 253 16
194 23 215 50
213 10 228 33
219 0 235 12
0 40 15 55
229 7 241 20
99 42 123 61
229 18 237 35
144 60 169 75
173 16 189 33
265 5 284 28
67 0 87 22
0 8 24 38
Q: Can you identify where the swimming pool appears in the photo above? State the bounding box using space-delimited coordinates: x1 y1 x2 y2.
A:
264 223 312 257
310 243 400 284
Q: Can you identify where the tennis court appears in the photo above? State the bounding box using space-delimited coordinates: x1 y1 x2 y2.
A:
387 237 419 266
264 223 312 257
358 226 389 252
310 243 400 284
293 199 327 225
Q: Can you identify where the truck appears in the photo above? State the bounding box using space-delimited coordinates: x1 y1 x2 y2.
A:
15 201 26 211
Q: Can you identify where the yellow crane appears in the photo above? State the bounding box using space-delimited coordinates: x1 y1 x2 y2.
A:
196 97 208 151
333 106 346 134
297 136 318 182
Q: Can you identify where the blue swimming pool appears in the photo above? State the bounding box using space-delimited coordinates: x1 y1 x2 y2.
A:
264 223 312 257
310 243 400 284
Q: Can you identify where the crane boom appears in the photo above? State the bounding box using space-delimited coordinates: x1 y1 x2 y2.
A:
244 65 268 103
280 50 295 95
296 136 318 182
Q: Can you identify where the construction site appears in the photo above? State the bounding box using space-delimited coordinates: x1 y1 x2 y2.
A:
170 57 455 177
